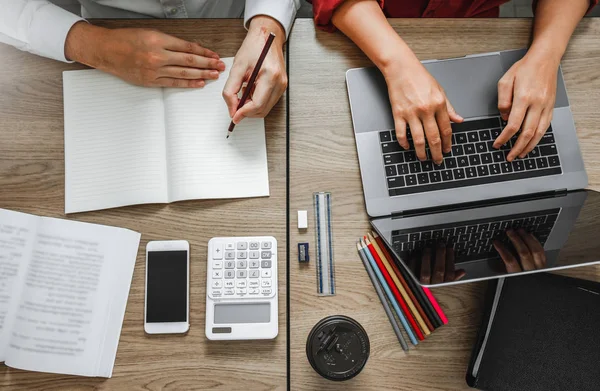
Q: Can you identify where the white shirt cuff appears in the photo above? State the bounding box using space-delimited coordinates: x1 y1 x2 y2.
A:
28 5 85 62
244 0 298 40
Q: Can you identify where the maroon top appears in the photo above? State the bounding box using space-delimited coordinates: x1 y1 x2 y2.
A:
310 0 598 32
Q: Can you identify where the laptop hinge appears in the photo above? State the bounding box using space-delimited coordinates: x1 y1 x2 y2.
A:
391 190 567 219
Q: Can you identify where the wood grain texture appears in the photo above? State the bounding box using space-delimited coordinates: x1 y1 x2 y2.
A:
0 20 287 390
288 18 600 390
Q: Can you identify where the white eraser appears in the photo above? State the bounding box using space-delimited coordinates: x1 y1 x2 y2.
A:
298 210 308 229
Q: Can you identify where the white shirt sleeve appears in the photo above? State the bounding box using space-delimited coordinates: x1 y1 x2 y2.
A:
244 0 300 40
0 0 84 62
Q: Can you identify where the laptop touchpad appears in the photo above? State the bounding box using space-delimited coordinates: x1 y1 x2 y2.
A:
423 54 504 119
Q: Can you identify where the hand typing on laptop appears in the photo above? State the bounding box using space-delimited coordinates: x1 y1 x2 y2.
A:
415 243 466 285
320 0 593 164
493 229 547 273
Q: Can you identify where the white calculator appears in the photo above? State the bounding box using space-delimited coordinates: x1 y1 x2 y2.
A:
206 236 278 340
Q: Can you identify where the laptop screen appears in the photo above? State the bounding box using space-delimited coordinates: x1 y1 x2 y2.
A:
373 190 600 287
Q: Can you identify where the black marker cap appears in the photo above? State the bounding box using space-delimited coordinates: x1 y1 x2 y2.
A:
306 315 370 381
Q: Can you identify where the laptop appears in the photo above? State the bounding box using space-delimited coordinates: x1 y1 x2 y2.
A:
346 48 596 287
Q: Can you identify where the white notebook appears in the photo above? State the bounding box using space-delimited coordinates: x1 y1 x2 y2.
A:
0 208 141 377
63 57 269 214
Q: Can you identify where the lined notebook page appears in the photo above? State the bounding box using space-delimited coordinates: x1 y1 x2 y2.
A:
63 70 169 213
163 57 269 202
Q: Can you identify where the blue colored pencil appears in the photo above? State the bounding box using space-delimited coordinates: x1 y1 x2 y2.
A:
360 239 418 345
357 242 409 351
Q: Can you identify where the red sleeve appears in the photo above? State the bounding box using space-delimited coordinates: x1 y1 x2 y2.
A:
532 0 598 15
309 0 385 32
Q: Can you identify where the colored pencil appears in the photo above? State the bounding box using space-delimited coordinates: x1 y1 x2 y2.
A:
357 242 409 351
381 237 443 328
364 237 425 341
360 239 418 345
367 233 431 336
423 287 448 325
372 232 436 332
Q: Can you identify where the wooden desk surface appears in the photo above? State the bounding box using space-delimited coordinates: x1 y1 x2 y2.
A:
288 18 600 390
0 20 287 390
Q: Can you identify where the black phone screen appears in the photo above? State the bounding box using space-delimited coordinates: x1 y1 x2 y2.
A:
146 250 188 323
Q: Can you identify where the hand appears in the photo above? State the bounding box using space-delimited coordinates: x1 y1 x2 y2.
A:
494 52 558 161
493 228 547 273
383 58 463 165
418 243 466 284
65 22 226 88
223 16 287 125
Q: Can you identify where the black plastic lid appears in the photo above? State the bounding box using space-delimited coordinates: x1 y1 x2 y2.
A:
306 315 370 381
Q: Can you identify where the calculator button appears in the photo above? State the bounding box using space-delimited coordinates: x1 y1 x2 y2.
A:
225 242 235 250
237 251 247 259
224 288 235 295
249 260 260 268
249 280 259 288
249 241 260 250
236 260 247 269
261 260 272 268
224 280 234 288
261 279 272 287
211 289 222 297
261 241 272 249
249 288 260 295
224 261 235 269
212 243 224 260
212 280 222 288
225 270 235 279
236 241 248 250
236 288 247 295
213 261 223 269
212 270 222 279
224 251 235 260
261 269 272 278
236 270 247 278
249 270 260 278
237 280 247 288
249 251 260 259
261 251 272 259
261 288 272 295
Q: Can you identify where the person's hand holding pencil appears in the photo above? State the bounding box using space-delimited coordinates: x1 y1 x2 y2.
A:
223 16 287 137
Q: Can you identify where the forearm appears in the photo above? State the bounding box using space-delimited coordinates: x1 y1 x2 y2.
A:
331 0 418 74
64 21 109 68
248 15 286 50
529 0 589 63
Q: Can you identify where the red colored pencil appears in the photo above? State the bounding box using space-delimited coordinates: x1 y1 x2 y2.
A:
365 238 425 341
373 233 436 332
423 287 448 325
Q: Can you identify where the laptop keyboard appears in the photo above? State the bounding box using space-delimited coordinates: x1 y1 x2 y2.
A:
391 208 560 263
380 117 562 197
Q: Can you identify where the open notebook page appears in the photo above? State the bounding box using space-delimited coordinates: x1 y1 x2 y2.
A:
163 57 269 202
63 70 169 213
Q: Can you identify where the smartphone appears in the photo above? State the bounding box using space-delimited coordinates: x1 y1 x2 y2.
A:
145 240 190 334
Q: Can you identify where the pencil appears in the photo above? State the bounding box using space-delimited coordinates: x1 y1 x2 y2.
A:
360 238 418 346
365 237 425 341
372 232 436 331
383 237 444 328
423 287 448 325
357 242 409 351
368 233 431 336
227 32 276 138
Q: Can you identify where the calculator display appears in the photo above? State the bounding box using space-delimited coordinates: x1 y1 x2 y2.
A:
214 303 270 324
146 250 188 323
